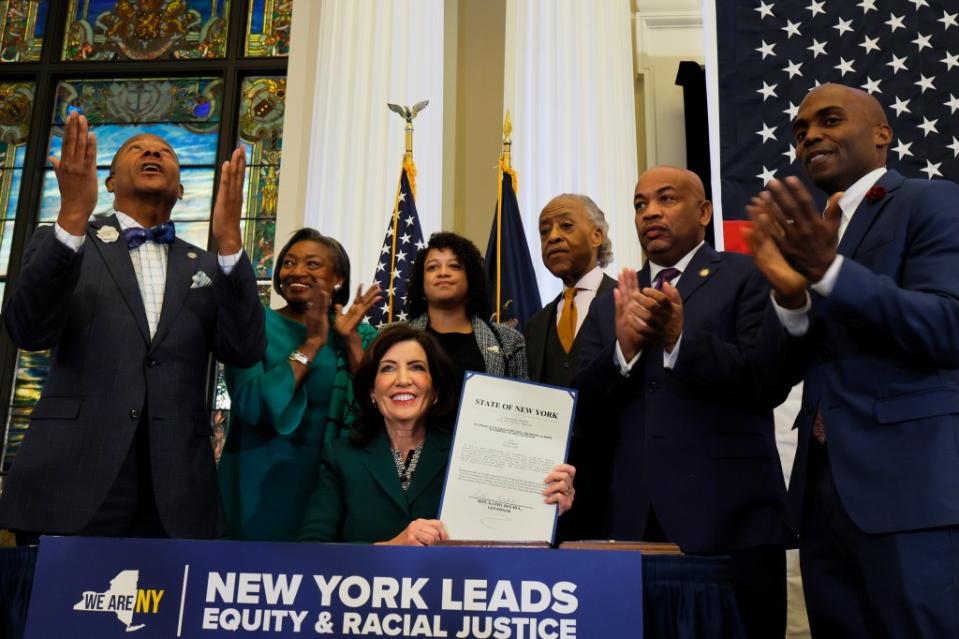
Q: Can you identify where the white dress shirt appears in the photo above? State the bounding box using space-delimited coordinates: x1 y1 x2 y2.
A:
54 210 242 337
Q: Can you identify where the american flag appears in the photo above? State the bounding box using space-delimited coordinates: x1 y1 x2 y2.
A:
710 0 959 251
367 161 426 328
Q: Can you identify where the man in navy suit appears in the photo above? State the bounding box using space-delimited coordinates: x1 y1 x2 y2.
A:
0 113 266 541
575 166 792 638
746 83 959 637
524 193 616 540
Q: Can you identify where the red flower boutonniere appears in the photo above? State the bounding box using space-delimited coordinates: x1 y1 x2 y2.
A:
865 185 886 203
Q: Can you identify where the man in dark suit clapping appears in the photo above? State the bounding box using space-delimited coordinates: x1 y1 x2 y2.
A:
575 166 793 638
0 112 266 542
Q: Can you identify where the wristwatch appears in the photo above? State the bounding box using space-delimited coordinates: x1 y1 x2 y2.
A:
288 350 311 365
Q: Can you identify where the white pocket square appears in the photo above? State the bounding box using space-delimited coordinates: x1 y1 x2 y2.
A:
190 271 213 289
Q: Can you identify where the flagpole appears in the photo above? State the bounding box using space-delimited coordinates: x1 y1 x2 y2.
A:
387 170 404 322
495 112 514 324
386 100 428 322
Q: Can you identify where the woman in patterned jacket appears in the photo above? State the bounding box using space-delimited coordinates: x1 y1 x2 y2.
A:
405 232 528 392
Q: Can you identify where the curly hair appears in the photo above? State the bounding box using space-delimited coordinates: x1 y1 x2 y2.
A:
272 227 351 307
349 325 459 447
405 232 491 320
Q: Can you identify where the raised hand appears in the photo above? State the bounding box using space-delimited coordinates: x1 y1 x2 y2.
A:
333 283 383 338
303 279 331 349
542 463 576 515
761 177 842 282
745 194 811 308
211 147 246 255
614 268 646 361
52 112 99 236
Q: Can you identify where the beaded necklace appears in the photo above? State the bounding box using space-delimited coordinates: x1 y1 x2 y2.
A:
391 443 424 491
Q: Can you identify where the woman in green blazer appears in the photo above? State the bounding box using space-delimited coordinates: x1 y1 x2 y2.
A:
299 325 576 545
218 229 381 541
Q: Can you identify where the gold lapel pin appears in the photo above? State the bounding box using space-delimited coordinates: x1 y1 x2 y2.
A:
187 251 198 260
698 268 710 277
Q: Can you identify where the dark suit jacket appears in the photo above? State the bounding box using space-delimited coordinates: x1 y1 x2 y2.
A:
298 429 450 543
574 244 793 553
780 169 959 534
526 273 616 540
525 273 618 383
0 216 266 538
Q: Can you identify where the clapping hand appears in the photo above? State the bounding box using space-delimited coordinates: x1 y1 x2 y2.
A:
302 279 332 349
333 283 383 338
614 268 647 361
211 147 246 256
758 177 842 283
51 112 99 236
636 283 683 353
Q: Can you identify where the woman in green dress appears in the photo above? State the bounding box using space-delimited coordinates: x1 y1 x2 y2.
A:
298 324 575 545
218 228 381 540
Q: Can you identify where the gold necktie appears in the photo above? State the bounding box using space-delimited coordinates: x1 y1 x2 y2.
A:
558 288 578 352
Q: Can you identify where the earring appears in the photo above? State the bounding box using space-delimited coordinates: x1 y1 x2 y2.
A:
334 283 342 292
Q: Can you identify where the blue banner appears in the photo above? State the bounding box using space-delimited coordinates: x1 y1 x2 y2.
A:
26 537 643 638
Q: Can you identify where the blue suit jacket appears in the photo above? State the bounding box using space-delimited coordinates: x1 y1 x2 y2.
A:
781 169 959 534
575 244 793 553
0 217 266 538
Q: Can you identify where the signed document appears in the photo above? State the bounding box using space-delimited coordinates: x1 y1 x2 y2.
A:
439 373 576 543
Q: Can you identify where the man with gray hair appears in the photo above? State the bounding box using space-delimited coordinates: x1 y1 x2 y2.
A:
526 193 615 386
525 193 617 541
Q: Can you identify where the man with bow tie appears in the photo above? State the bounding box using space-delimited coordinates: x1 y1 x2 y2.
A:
746 83 959 638
0 113 266 541
574 166 793 638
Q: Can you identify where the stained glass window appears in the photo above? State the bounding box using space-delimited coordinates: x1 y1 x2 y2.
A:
0 81 35 474
245 0 291 58
62 0 230 61
238 75 284 283
0 81 34 302
0 0 46 62
0 1 289 478
39 77 223 247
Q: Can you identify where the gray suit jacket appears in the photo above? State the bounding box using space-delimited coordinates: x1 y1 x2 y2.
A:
0 216 266 538
407 314 528 379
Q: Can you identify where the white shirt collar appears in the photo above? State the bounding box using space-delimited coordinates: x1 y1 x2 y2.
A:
568 264 604 293
838 166 886 220
113 210 143 231
649 240 705 283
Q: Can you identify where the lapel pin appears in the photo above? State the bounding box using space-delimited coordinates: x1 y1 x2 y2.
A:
187 251 198 260
698 268 710 277
96 226 119 244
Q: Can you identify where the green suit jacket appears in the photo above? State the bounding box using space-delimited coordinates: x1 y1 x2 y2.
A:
298 428 451 543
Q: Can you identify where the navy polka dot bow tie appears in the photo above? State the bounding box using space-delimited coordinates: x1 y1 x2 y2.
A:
122 222 176 250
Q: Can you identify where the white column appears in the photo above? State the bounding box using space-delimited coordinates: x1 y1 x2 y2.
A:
503 0 639 300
